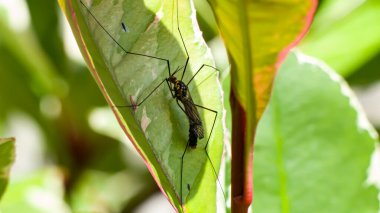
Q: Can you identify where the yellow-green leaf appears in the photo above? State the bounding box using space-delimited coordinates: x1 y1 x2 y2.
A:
0 137 15 200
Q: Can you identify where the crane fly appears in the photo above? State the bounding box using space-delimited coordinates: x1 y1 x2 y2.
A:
79 0 225 207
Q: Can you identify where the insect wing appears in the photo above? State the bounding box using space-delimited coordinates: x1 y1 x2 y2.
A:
77 0 225 211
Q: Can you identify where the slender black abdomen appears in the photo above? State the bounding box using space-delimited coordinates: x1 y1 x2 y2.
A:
174 80 204 148
189 123 204 148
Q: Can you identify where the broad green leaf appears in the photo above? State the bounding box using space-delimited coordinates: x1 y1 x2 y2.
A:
0 137 15 200
207 0 317 210
207 0 317 120
0 169 70 213
59 0 224 211
253 51 378 212
300 0 380 77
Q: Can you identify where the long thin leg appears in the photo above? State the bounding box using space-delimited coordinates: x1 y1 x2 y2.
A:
114 74 182 108
187 64 219 86
176 100 186 114
176 0 190 81
80 0 172 76
194 104 225 200
116 64 184 108
180 103 225 204
114 78 167 108
180 142 190 204
166 79 176 98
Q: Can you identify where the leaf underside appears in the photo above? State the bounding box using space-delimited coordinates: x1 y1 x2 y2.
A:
59 0 225 212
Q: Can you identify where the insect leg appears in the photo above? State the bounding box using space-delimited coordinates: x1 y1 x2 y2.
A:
163 80 188 204
187 64 219 86
176 0 190 81
80 0 172 76
113 78 167 108
166 80 176 99
176 100 186 114
193 104 217 149
180 141 190 204
80 1 179 109
193 104 225 200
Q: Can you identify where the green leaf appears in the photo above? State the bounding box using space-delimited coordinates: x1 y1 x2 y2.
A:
300 0 380 77
59 0 224 211
207 0 317 210
0 169 70 213
253 51 378 212
0 137 15 200
208 0 317 119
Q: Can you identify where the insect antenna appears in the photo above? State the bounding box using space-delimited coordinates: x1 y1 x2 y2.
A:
187 64 219 86
172 65 185 77
81 0 225 208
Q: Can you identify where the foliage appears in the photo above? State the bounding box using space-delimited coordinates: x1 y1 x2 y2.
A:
0 0 378 212
254 51 378 212
59 0 224 211
0 138 15 200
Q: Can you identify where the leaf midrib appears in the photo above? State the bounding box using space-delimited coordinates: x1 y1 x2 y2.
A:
273 96 290 213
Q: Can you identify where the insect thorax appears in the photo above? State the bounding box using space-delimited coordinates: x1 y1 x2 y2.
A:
174 80 188 99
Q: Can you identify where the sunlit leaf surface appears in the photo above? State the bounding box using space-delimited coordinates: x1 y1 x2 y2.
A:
207 1 316 210
208 0 316 121
59 0 225 211
254 51 378 212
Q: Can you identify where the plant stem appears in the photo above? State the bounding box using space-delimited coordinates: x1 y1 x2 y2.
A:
230 90 254 213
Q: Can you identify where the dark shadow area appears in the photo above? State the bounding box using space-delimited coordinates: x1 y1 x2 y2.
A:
346 51 380 85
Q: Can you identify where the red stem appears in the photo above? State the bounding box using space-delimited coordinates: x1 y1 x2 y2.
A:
230 90 254 213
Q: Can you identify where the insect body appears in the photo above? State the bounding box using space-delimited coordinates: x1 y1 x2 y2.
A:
79 0 224 208
168 75 204 148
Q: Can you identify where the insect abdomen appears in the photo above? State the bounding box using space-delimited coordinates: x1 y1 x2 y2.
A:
189 124 204 148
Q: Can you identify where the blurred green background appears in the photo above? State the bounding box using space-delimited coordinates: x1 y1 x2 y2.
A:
0 0 379 212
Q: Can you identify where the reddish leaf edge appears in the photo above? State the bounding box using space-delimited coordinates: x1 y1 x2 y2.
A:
64 0 177 211
230 1 318 212
276 0 318 69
